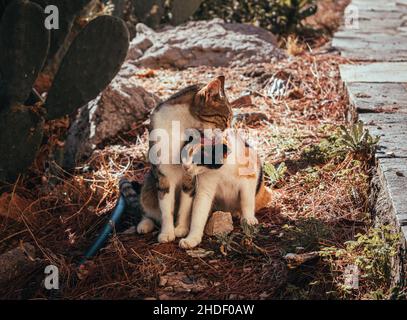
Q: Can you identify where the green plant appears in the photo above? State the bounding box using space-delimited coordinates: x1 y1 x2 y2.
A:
320 225 400 299
214 221 265 256
241 218 261 240
301 130 345 163
109 0 204 31
216 232 239 256
0 0 129 182
271 0 318 34
194 0 317 35
264 162 287 186
345 226 399 284
339 121 380 158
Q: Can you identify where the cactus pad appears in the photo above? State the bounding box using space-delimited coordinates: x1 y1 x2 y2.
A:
45 15 129 120
0 105 44 182
171 0 203 25
32 0 92 59
0 0 50 106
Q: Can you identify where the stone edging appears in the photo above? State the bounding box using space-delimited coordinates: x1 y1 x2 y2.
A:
333 0 407 286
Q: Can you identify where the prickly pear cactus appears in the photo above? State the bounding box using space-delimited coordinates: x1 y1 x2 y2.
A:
0 0 13 18
45 15 129 120
0 105 44 182
110 0 126 17
32 0 92 58
170 0 203 25
0 0 50 106
0 1 130 182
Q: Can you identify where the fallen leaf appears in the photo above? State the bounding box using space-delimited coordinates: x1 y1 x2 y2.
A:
186 248 214 258
137 69 156 78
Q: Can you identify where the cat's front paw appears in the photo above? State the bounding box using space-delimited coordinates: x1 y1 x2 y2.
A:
241 216 259 226
179 236 201 249
158 231 175 243
174 225 189 238
137 218 155 234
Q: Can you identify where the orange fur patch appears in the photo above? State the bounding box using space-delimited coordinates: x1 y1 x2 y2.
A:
255 183 272 212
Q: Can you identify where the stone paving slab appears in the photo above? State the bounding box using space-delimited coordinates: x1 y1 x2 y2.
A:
376 157 407 231
356 11 405 20
359 113 407 158
333 36 407 52
334 0 407 254
346 82 407 112
340 63 407 82
333 33 407 44
351 0 407 11
348 20 405 32
338 48 407 62
334 32 407 39
336 29 407 36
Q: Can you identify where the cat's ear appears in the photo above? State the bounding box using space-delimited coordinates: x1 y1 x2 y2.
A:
198 76 226 102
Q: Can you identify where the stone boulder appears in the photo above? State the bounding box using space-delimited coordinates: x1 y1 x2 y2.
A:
62 62 159 169
128 19 284 69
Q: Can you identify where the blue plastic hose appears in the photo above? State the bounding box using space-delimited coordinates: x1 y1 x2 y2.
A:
79 195 127 265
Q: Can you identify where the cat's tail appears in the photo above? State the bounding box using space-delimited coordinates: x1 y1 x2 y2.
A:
119 178 142 211
255 182 272 212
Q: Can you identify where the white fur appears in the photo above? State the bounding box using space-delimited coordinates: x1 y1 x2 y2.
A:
138 102 209 243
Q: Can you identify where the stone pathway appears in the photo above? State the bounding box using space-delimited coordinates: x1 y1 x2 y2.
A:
333 0 407 248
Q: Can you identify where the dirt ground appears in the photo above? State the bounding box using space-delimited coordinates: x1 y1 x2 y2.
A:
2 0 400 300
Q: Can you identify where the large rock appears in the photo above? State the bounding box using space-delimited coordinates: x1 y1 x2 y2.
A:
63 61 159 169
128 19 284 69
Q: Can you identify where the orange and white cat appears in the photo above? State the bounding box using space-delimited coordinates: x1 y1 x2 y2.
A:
138 76 232 243
177 130 272 248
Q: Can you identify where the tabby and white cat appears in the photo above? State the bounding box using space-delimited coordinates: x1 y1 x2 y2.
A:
138 76 233 244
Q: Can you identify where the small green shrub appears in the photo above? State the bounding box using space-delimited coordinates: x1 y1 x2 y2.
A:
194 0 318 35
301 129 345 163
301 122 380 164
339 121 380 159
320 225 400 299
214 220 265 256
264 162 287 186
